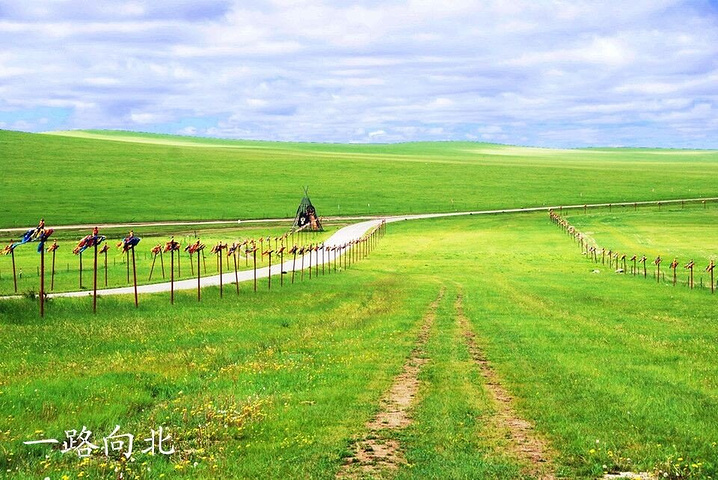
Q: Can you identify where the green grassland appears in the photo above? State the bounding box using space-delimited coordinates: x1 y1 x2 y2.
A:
1 129 718 227
565 204 718 264
2 130 718 479
2 211 717 479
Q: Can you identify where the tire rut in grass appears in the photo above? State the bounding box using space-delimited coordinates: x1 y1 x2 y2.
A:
337 287 445 479
456 292 556 480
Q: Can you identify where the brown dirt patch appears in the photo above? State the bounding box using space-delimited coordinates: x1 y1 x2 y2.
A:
337 288 444 478
456 293 556 480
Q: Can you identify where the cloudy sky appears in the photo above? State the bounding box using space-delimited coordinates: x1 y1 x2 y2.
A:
1 0 717 147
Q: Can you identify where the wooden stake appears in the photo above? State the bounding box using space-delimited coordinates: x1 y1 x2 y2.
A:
292 249 297 284
160 249 165 278
197 248 201 302
104 248 108 287
218 249 223 298
40 246 45 317
149 253 158 280
79 251 83 289
233 251 239 295
51 248 56 291
132 247 138 307
253 248 257 292
301 249 305 281
308 245 313 279
170 249 175 304
280 250 284 286
93 241 98 314
11 249 17 293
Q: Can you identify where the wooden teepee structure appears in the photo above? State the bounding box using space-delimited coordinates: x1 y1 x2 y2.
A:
292 187 323 232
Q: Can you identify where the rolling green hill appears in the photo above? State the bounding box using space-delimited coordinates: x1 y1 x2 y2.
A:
1 129 717 228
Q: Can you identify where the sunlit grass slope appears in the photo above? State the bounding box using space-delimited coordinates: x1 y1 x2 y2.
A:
1 129 717 227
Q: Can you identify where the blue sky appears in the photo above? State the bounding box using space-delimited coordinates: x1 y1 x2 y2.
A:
0 0 717 147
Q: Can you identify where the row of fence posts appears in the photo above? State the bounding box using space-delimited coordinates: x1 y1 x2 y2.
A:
2 220 387 316
549 210 715 293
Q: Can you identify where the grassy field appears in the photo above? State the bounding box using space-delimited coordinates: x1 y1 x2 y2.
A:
1 129 718 227
2 130 718 479
2 210 717 479
565 204 718 264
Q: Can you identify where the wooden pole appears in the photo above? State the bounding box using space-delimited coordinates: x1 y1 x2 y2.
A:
160 249 165 278
170 249 175 304
301 249 305 281
11 249 17 293
267 252 272 291
233 251 239 295
253 249 257 292
219 249 223 298
308 246 313 279
104 249 108 287
280 250 284 286
40 246 45 317
292 250 297 284
51 248 56 291
132 247 138 307
149 253 157 280
690 260 693 290
197 248 201 302
93 241 98 314
79 251 83 289
690 265 694 289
